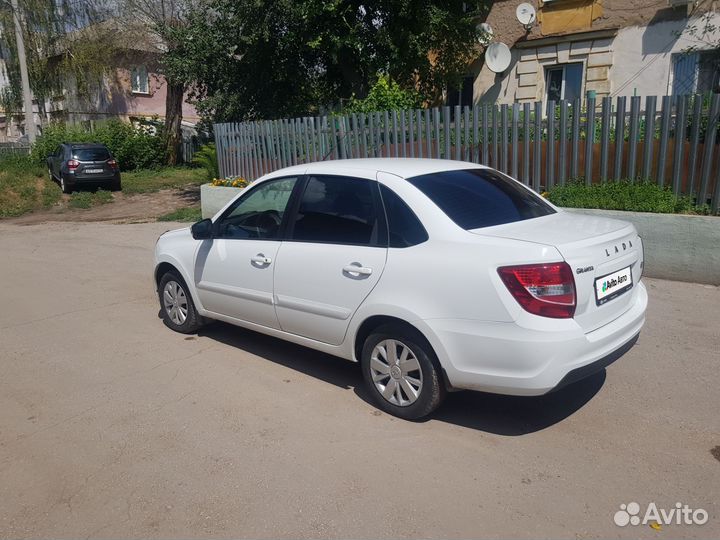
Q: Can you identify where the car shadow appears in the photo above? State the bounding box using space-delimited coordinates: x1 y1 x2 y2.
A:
197 321 606 436
177 185 201 204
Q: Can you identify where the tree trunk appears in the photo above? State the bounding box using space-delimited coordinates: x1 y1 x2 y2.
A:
164 79 185 166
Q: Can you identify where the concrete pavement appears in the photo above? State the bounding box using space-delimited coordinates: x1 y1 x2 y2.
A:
0 221 718 539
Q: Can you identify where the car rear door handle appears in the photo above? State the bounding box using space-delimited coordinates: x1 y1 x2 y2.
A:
251 254 272 265
343 264 372 276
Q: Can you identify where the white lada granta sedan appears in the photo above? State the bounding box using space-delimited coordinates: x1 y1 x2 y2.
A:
154 159 647 419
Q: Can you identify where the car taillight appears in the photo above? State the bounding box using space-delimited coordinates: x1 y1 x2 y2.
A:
498 262 576 319
108 159 118 170
67 159 79 170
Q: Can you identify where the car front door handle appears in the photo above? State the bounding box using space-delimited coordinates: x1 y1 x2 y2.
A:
250 254 272 265
342 264 373 276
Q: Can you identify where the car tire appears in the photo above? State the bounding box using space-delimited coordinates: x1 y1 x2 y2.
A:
110 179 122 192
361 324 446 420
59 175 72 194
158 270 202 334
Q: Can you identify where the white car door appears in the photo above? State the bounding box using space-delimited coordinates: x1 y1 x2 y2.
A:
194 176 299 328
273 173 388 345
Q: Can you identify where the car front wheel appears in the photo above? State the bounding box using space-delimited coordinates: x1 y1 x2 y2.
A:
158 271 202 334
361 325 445 420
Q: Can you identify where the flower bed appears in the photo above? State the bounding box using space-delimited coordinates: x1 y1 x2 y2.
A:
200 177 250 218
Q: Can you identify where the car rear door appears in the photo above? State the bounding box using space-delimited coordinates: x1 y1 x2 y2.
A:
273 172 388 345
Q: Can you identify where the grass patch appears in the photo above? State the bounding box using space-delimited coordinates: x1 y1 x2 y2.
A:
547 180 712 215
0 155 61 218
68 190 114 209
122 166 205 195
158 206 202 222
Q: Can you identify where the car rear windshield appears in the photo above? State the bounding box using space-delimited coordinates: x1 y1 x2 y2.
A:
407 168 555 230
73 147 110 161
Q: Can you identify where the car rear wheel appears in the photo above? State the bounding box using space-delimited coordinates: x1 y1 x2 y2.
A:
159 271 202 334
110 179 122 192
361 325 445 420
58 175 72 194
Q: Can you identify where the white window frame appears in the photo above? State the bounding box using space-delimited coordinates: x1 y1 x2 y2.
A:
544 62 584 103
131 65 149 95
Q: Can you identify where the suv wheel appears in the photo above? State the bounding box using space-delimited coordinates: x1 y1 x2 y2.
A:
59 175 72 194
158 271 202 333
361 325 445 420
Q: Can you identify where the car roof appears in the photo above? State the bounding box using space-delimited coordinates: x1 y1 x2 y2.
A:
262 158 488 180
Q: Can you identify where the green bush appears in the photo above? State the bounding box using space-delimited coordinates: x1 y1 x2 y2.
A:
344 75 422 114
547 180 710 215
191 143 219 181
31 120 163 171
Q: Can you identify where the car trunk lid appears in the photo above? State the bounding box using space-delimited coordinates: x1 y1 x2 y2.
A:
472 211 643 333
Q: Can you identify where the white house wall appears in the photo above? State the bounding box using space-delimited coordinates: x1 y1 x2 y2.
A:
474 11 720 106
612 12 720 98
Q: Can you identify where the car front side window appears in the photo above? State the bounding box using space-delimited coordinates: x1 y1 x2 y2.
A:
216 177 298 240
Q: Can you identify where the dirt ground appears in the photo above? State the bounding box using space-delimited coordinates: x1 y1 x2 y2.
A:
10 186 199 225
0 220 718 539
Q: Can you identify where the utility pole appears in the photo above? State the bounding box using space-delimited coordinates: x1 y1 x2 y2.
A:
10 0 36 143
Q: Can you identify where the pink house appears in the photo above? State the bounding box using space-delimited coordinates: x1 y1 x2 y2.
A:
46 53 200 131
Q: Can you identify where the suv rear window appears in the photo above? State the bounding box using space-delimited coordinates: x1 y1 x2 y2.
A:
407 169 555 230
73 147 110 161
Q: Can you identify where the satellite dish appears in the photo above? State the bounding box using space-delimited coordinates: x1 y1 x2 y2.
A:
477 22 494 46
516 3 536 28
485 42 512 73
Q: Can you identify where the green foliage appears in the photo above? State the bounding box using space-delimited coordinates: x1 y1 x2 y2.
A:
0 1 114 116
163 0 489 123
191 143 219 181
547 180 710 215
0 155 60 217
158 206 203 222
68 190 114 209
343 75 422 114
31 120 164 171
121 167 206 195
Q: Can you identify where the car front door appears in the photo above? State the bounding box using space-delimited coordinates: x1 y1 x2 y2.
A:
273 173 388 345
194 176 299 328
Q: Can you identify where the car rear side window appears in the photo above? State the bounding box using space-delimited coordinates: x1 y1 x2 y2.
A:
73 148 110 161
407 169 555 230
379 185 428 247
289 175 383 246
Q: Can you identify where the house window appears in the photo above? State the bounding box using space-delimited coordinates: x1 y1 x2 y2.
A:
671 50 720 95
131 65 149 94
545 63 583 103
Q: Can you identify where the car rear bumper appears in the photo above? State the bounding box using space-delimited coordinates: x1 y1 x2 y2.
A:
424 281 648 396
62 172 120 186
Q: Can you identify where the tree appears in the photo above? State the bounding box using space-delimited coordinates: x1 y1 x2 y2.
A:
162 0 489 124
120 0 202 165
0 0 109 133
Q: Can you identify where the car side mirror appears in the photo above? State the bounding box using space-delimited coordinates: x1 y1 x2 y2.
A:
191 218 214 240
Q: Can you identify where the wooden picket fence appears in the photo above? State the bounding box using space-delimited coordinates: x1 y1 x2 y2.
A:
214 93 720 212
